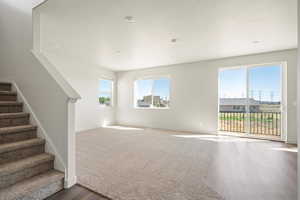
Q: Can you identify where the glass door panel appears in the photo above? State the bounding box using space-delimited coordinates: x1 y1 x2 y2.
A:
219 64 283 139
248 65 282 137
219 68 247 133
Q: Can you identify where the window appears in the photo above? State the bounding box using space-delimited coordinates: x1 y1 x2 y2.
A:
134 78 170 108
99 79 113 106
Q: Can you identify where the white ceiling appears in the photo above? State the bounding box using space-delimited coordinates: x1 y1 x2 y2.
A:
38 0 297 71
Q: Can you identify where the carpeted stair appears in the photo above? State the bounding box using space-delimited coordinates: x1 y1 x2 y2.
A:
0 82 64 200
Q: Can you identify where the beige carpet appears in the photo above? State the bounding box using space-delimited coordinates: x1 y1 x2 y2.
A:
76 126 297 200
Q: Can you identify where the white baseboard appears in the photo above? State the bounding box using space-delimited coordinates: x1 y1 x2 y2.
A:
64 175 77 188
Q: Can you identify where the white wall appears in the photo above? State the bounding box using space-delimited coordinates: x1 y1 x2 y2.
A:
35 1 117 132
42 53 117 132
297 1 299 198
117 49 298 144
0 0 73 181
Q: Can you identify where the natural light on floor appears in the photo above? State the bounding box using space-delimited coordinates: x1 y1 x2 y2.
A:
102 125 144 131
172 134 265 142
271 147 298 153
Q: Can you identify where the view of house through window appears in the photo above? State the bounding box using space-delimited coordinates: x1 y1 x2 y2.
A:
99 79 113 106
135 78 170 108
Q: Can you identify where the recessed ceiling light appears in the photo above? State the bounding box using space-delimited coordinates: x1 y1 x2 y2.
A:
114 51 121 55
124 16 135 23
252 40 261 44
171 38 178 43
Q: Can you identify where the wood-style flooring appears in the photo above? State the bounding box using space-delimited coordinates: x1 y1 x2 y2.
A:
46 184 110 200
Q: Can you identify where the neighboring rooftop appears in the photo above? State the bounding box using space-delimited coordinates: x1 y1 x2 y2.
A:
220 98 280 105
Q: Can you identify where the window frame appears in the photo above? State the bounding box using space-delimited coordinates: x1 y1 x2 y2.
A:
133 76 171 110
98 78 114 107
218 61 287 142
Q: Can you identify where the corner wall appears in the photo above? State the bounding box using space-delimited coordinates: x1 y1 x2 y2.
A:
42 54 117 132
117 49 298 144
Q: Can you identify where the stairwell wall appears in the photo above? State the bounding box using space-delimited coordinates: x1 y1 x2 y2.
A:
33 1 117 132
0 0 76 187
40 53 117 132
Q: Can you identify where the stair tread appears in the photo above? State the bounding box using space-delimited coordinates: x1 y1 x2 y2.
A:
0 101 22 105
0 82 11 85
0 153 54 176
0 170 64 200
0 138 45 154
0 125 37 135
0 91 16 96
0 112 29 118
0 83 64 199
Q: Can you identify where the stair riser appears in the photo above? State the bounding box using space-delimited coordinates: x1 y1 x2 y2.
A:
0 105 23 113
0 116 29 128
0 144 44 164
0 84 11 92
0 130 37 144
0 161 53 189
0 95 17 101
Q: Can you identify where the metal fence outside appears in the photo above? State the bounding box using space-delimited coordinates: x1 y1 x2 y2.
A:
219 112 281 137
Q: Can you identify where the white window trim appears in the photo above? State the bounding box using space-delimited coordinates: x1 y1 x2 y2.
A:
99 78 114 107
133 76 171 110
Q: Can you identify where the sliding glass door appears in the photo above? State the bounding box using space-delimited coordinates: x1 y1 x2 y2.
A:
248 65 282 137
219 64 283 140
219 67 247 133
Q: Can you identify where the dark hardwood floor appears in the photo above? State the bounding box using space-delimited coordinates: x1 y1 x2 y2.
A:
46 184 110 200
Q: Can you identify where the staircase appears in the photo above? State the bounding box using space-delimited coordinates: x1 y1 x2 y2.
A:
0 82 64 200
